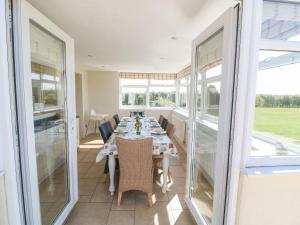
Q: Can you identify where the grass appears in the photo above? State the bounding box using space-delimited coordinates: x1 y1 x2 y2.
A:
254 107 300 144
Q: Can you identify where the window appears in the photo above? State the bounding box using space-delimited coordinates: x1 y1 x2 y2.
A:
119 78 176 108
196 63 222 118
251 50 300 157
248 0 300 164
195 29 223 120
31 69 62 111
149 86 176 107
178 77 188 109
121 87 147 106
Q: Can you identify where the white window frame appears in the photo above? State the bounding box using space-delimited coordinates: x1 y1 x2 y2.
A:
197 69 222 123
0 0 24 224
119 78 176 109
176 76 190 111
237 0 300 167
186 6 239 225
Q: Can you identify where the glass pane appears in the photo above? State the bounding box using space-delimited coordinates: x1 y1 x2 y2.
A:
120 78 148 86
261 1 300 41
121 87 147 106
30 22 69 225
149 87 176 107
206 64 222 79
206 81 221 116
192 29 223 224
251 50 300 157
197 84 202 112
150 79 175 85
179 86 187 108
179 77 187 85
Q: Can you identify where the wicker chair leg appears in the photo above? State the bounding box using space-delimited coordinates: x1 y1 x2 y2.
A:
117 192 123 206
147 193 152 207
168 169 172 182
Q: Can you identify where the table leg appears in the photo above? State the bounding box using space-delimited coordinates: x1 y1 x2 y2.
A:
108 155 116 196
85 120 91 137
162 154 170 193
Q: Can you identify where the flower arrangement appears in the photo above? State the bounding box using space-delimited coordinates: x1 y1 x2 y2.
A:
135 114 142 135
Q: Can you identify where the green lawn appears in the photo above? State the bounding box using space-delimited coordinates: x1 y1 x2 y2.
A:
254 107 300 144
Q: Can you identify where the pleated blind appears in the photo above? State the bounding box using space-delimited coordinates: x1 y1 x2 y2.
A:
177 66 191 79
119 72 177 80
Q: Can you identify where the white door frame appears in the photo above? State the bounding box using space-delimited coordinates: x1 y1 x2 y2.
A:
14 1 78 225
0 0 24 224
185 6 239 225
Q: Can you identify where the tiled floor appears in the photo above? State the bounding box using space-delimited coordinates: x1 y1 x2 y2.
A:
64 133 196 225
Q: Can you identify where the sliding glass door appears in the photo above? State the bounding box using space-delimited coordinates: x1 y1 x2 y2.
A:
17 2 78 225
186 6 239 225
31 21 70 225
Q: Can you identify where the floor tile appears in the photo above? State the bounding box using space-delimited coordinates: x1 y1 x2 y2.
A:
111 191 135 210
79 178 98 196
65 203 111 225
90 183 114 203
172 210 197 225
107 210 134 225
135 201 175 225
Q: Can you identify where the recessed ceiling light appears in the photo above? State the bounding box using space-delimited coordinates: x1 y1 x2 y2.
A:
171 36 178 40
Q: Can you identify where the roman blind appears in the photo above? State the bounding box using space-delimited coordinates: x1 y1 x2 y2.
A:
119 72 177 80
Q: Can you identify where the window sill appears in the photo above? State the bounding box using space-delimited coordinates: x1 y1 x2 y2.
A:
173 108 189 118
119 106 174 111
242 165 300 176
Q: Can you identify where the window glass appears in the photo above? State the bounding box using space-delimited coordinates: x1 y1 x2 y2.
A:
179 85 187 108
42 82 57 106
251 50 300 157
121 87 147 106
180 77 187 85
197 84 202 112
149 87 176 107
261 1 300 41
150 79 175 85
206 64 222 79
206 81 221 116
120 78 148 86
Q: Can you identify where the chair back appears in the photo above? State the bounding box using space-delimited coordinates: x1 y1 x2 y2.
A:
166 122 175 139
99 121 113 143
161 118 168 130
130 111 145 117
116 137 153 193
158 115 164 125
109 118 117 130
113 114 120 125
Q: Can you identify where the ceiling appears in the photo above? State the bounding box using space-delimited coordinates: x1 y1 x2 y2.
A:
28 0 231 73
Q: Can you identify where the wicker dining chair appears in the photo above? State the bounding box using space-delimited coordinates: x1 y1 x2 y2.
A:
166 122 175 140
109 117 117 130
116 137 154 207
154 122 175 182
158 115 164 125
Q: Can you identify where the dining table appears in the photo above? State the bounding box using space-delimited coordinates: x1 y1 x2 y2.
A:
96 116 178 195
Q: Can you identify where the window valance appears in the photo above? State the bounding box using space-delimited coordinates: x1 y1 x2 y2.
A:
177 66 191 79
31 62 62 76
119 72 177 80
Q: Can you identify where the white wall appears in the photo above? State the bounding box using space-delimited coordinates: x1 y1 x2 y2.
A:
75 71 90 137
87 70 119 117
0 176 8 225
235 169 300 225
